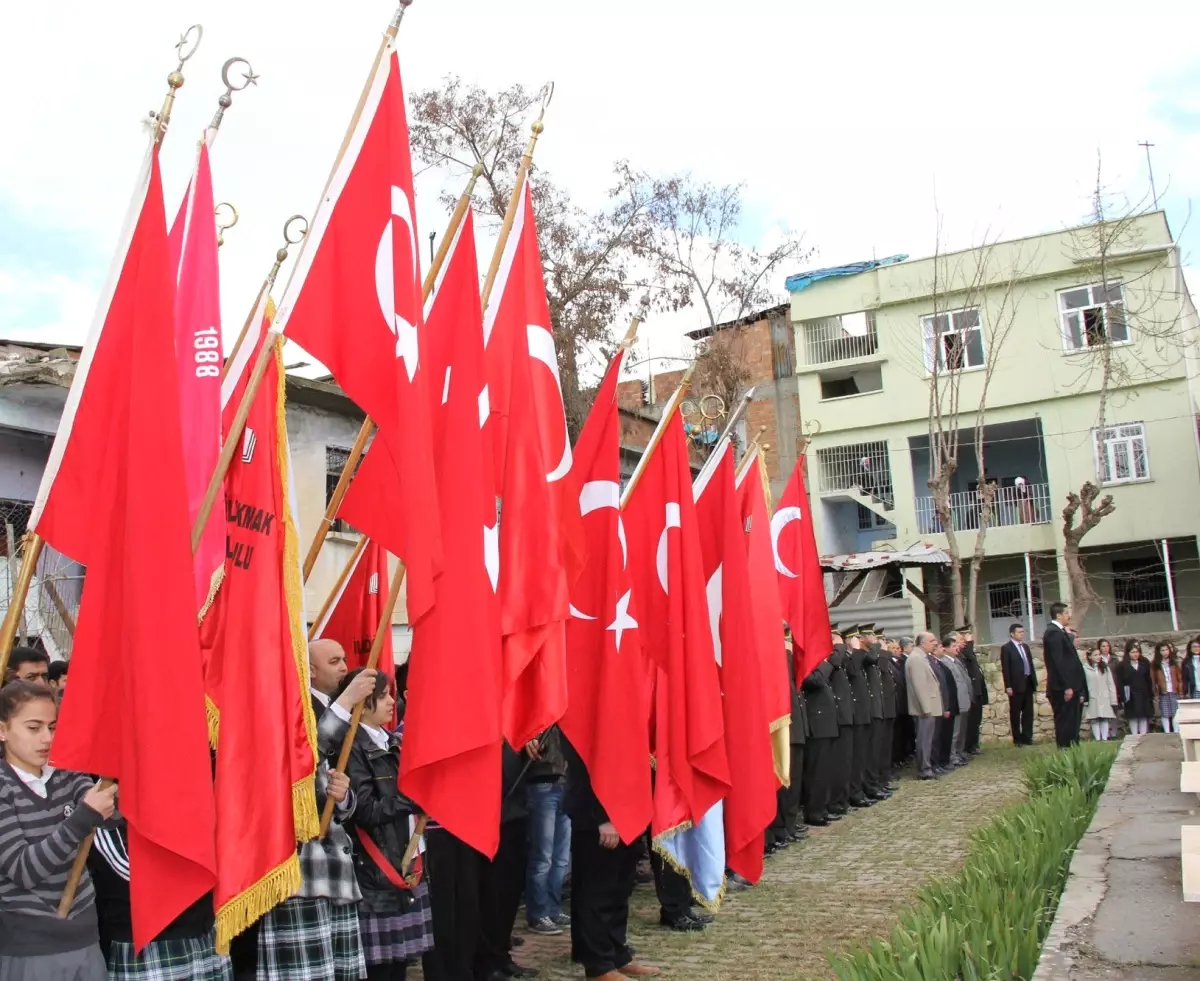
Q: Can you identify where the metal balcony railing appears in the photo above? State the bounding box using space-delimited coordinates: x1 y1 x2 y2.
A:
816 441 892 505
801 313 879 366
914 482 1052 534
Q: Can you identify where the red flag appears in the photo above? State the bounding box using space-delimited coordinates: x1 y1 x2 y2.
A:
30 145 216 948
482 182 584 748
561 348 651 844
397 210 503 857
735 446 792 785
200 330 319 951
775 456 832 682
624 412 729 837
694 441 776 884
313 538 395 680
273 48 441 623
167 141 225 614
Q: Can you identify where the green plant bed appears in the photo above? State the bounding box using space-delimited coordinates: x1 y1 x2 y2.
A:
828 742 1118 981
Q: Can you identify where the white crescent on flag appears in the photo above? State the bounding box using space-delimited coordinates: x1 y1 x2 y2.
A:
771 506 803 579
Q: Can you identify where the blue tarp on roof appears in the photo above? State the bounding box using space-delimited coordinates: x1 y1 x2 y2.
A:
784 254 908 294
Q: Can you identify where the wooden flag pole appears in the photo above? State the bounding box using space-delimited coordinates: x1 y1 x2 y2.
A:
307 535 368 642
318 562 406 836
734 426 768 481
300 163 483 583
619 363 695 510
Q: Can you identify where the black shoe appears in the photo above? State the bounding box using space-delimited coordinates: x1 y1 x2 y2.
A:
790 828 808 841
918 773 937 781
509 936 524 949
726 872 751 892
806 816 830 827
828 811 844 821
775 838 791 850
764 841 778 856
504 964 539 979
689 910 715 925
849 797 871 808
660 912 705 932
829 805 848 816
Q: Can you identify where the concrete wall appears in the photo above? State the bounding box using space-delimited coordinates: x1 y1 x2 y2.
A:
0 430 51 502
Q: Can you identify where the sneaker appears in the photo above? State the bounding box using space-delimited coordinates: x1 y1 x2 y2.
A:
552 913 571 927
527 917 563 936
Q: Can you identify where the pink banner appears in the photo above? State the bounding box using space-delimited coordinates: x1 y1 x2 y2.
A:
169 142 225 611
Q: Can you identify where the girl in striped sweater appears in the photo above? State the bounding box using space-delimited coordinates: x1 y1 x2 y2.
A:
0 679 116 980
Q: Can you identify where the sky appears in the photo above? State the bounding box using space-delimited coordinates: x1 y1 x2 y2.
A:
2 1 1199 379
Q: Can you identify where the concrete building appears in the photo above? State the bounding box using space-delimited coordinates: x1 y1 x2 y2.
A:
786 212 1200 642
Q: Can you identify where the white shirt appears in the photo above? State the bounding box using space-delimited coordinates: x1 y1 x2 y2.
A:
13 765 55 799
1192 659 1200 694
311 687 352 723
361 723 390 752
1165 665 1176 694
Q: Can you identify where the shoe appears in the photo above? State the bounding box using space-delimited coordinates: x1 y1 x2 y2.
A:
586 973 627 981
828 811 844 821
918 773 936 781
764 841 778 856
807 816 830 827
552 913 571 927
726 872 751 892
775 838 791 850
619 964 662 978
659 912 705 932
790 828 808 841
527 917 563 936
510 936 525 948
504 963 539 979
849 797 871 808
829 805 848 816
688 910 715 925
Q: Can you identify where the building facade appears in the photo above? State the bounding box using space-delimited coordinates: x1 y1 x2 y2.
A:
787 212 1200 643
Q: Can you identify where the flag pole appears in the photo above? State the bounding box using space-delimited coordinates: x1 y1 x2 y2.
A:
205 56 259 145
694 386 756 487
318 561 407 836
0 27 203 679
619 363 695 510
734 426 768 481
307 535 368 642
193 2 417 557
300 163 484 583
222 215 308 382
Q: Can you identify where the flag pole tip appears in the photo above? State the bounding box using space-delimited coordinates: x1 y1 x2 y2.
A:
682 362 698 384
215 202 239 247
472 162 485 178
762 443 771 451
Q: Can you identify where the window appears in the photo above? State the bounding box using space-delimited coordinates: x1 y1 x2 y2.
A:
1094 423 1149 484
819 364 884 401
987 579 1043 621
325 446 361 534
1112 557 1171 615
1059 282 1128 350
922 307 984 373
856 504 891 530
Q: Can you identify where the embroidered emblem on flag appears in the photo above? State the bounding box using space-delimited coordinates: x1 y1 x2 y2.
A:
241 427 257 465
369 572 380 595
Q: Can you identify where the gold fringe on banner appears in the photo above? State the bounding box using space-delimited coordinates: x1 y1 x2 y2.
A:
650 822 726 914
205 694 220 750
214 851 302 955
769 714 791 787
274 332 320 842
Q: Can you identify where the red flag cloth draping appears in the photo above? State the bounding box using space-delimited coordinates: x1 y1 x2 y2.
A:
30 144 217 950
167 140 225 615
312 537 395 681
200 328 318 951
735 446 792 786
481 182 584 749
396 210 503 857
273 48 441 624
774 455 832 683
624 413 729 839
560 348 651 844
693 440 775 884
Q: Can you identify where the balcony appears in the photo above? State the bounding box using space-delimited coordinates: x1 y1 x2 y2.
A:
815 440 893 507
914 482 1052 534
800 312 879 366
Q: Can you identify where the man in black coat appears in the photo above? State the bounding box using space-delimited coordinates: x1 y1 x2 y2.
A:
827 631 857 817
801 648 840 827
767 649 808 853
861 627 890 800
932 640 958 773
845 627 876 806
1043 602 1087 748
876 633 899 789
1000 622 1038 746
958 624 989 756
892 639 913 768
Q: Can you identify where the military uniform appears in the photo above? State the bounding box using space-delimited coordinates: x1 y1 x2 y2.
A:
876 641 898 787
768 659 808 849
845 638 874 806
800 657 839 826
862 642 887 798
827 647 856 814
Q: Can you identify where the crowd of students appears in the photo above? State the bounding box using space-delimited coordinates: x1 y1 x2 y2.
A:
2 620 1197 981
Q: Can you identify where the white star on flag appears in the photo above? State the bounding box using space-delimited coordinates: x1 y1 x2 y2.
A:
607 589 637 651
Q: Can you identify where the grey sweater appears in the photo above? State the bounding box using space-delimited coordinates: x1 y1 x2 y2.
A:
0 762 104 955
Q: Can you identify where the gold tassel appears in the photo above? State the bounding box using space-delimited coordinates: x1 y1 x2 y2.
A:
769 715 791 787
650 824 726 914
274 336 321 842
196 563 225 625
214 851 302 955
205 694 221 750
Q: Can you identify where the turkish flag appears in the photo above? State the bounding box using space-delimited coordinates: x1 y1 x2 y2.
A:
482 182 584 748
200 332 318 952
398 210 503 857
775 456 832 683
274 49 441 623
313 537 395 680
624 412 729 837
735 445 792 786
167 141 225 614
694 440 776 884
560 348 651 844
30 145 216 949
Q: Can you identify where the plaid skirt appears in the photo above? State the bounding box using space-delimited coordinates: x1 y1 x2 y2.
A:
1160 693 1180 719
108 936 232 981
359 883 434 967
257 898 365 981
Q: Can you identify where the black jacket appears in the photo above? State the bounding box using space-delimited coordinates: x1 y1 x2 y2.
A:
846 648 872 726
345 728 419 914
828 649 855 727
891 655 909 716
960 642 989 705
1184 655 1200 699
1000 640 1038 694
802 661 841 740
526 727 567 782
933 657 957 715
1043 622 1086 695
864 647 885 720
879 650 899 720
561 737 608 830
1118 658 1154 718
500 743 530 825
787 658 808 745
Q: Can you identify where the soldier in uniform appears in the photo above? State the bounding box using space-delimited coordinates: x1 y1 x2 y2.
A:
957 624 988 756
767 636 808 854
860 625 890 801
826 627 856 817
800 636 840 827
843 627 875 807
892 638 913 770
874 630 899 792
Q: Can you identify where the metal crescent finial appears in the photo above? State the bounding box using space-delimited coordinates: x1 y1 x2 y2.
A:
214 202 239 247
151 25 202 146
540 81 555 114
174 25 203 71
209 57 258 133
282 214 309 247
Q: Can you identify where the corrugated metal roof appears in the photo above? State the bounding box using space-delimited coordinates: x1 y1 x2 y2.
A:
821 543 950 570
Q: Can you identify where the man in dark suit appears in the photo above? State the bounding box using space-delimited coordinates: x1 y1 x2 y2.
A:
827 630 857 816
931 639 958 773
844 627 877 806
801 648 840 827
1000 622 1038 746
1043 602 1087 749
957 624 988 755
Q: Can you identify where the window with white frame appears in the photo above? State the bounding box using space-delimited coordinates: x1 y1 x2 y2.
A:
1059 282 1128 350
1093 422 1149 484
921 307 984 372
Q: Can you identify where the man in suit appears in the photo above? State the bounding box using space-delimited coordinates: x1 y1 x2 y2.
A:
931 638 958 773
801 648 841 827
957 625 988 755
1000 622 1038 746
905 632 945 780
875 633 898 791
1043 602 1087 749
940 635 973 767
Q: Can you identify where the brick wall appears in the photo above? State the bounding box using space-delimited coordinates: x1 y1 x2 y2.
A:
616 379 645 410
651 369 685 404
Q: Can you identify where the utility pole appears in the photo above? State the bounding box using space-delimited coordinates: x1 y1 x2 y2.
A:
1138 140 1158 209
